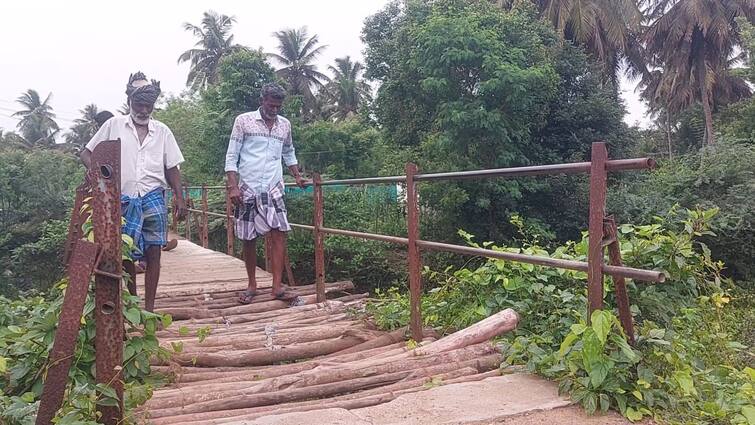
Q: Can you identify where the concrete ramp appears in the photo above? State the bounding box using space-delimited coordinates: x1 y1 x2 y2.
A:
221 374 633 425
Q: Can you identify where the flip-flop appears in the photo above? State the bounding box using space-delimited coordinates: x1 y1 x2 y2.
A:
238 289 257 304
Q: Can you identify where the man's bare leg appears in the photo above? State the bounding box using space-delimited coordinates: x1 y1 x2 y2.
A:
144 245 161 312
123 260 137 296
243 239 258 293
269 230 285 295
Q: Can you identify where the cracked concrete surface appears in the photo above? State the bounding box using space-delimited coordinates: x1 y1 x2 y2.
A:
219 374 636 425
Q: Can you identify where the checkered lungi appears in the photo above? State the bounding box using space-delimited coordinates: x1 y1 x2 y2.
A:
121 188 168 260
234 182 291 240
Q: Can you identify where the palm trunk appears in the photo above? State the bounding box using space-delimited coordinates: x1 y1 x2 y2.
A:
666 108 673 160
696 44 715 145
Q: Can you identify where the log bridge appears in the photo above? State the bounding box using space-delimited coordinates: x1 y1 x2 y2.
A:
37 141 661 424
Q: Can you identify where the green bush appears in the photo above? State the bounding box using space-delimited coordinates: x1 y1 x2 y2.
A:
0 205 181 424
0 281 173 424
285 188 407 292
610 141 755 282
367 208 754 423
0 148 84 295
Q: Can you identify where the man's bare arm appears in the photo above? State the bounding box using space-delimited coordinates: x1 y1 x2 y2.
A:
165 166 187 220
226 171 242 205
288 165 308 188
80 149 93 170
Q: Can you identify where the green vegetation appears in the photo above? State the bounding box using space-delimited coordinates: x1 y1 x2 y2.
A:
0 286 172 424
369 209 754 424
0 149 83 297
0 218 174 424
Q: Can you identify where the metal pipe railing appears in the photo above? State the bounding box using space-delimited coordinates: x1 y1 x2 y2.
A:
181 157 655 190
416 240 665 282
173 142 658 342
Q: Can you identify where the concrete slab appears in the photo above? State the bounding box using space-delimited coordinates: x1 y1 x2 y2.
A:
350 374 572 425
228 374 578 425
488 405 638 424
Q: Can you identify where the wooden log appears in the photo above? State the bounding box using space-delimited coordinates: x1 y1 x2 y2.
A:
274 342 498 391
152 350 501 412
324 327 407 357
151 362 502 425
160 341 414 392
148 342 498 418
155 281 354 309
415 308 519 356
218 369 503 425
160 340 415 389
158 297 307 320
161 323 358 351
158 316 357 340
162 330 380 367
147 350 501 419
150 367 480 425
156 301 346 335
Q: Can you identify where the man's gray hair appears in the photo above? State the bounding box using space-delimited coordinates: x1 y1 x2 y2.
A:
261 83 286 100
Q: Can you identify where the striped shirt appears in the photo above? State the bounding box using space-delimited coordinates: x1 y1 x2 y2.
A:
224 109 298 195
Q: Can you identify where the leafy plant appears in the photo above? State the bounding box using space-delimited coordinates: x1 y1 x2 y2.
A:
0 205 174 424
368 208 754 423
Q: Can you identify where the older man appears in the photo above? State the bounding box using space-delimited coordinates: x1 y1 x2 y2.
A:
81 72 187 311
225 83 306 304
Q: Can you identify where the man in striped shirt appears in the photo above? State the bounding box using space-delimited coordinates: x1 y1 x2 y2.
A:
224 83 306 304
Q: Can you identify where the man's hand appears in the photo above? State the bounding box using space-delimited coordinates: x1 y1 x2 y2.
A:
295 175 309 189
174 197 188 221
228 185 242 206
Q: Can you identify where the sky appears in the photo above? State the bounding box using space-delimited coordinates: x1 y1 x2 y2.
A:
0 0 651 136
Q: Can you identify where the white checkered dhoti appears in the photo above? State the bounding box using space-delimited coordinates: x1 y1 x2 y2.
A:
234 182 291 240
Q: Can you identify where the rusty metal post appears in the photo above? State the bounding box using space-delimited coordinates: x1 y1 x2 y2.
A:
603 216 636 344
225 187 235 255
184 185 191 241
587 142 608 319
63 182 91 268
406 163 423 341
90 140 124 424
201 184 209 248
36 240 99 425
313 173 326 302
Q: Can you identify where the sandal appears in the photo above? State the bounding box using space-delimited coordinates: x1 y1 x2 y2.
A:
238 289 257 304
273 286 293 300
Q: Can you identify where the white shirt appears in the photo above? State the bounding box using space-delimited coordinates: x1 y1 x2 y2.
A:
224 109 298 195
86 115 184 198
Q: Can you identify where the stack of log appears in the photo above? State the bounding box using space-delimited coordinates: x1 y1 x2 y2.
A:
141 281 519 424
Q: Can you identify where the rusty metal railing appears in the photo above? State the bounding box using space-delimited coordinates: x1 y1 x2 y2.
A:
175 142 660 343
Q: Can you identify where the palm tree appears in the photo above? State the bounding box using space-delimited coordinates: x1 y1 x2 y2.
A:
13 89 59 147
268 27 329 107
642 65 751 151
533 0 646 86
0 128 33 150
643 0 755 145
322 56 372 120
64 104 101 147
178 11 242 91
